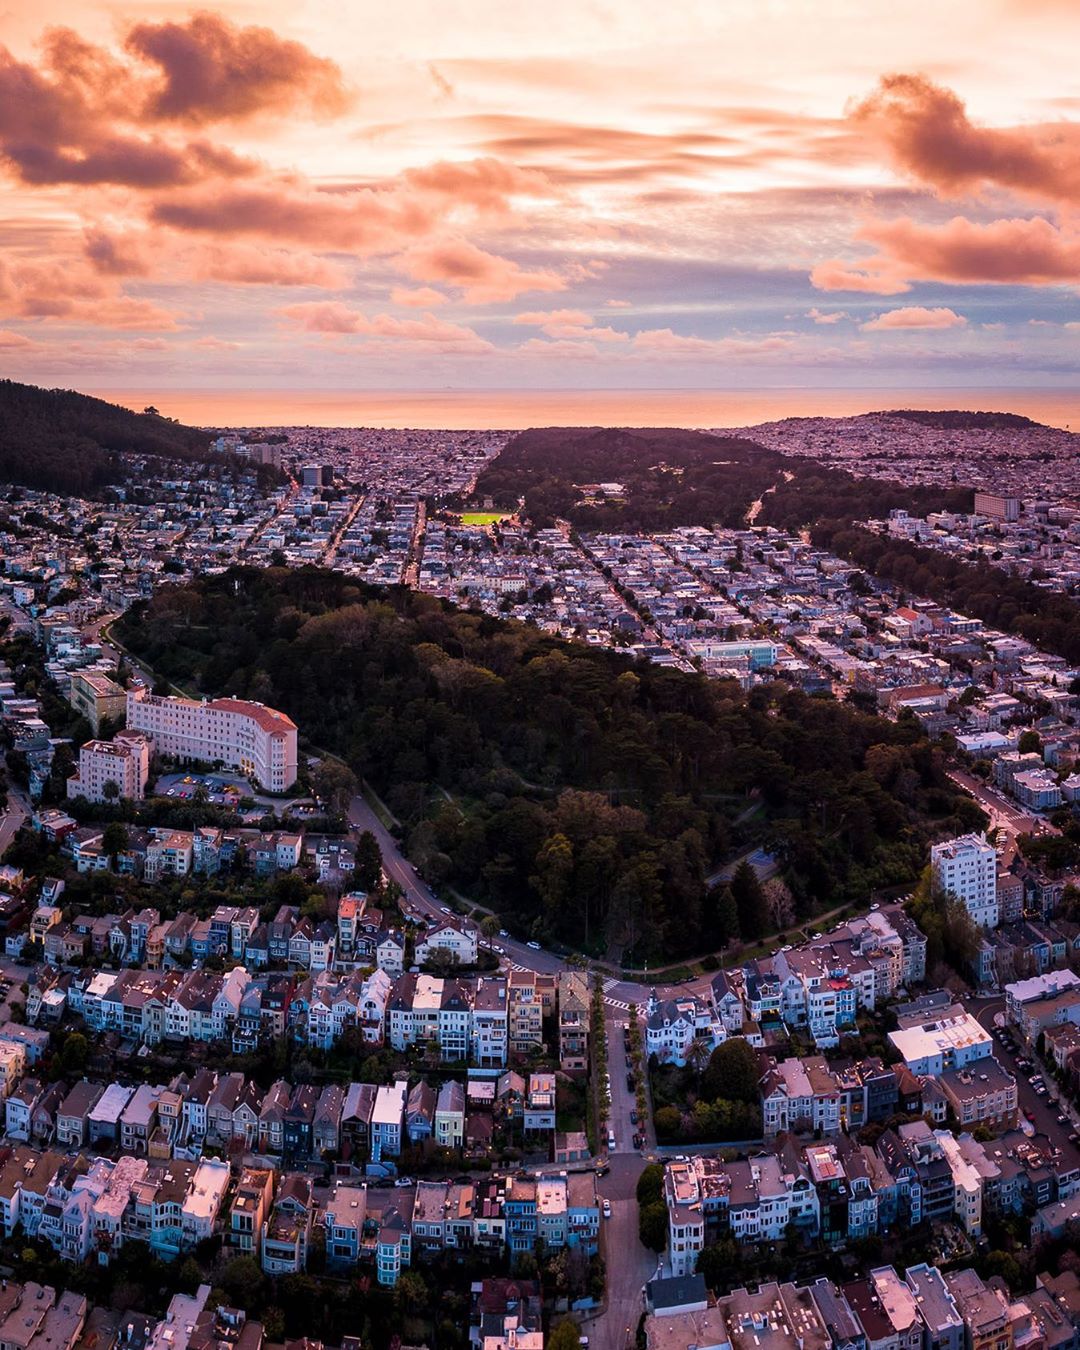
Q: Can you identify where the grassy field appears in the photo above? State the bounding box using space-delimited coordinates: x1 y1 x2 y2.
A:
460 511 510 526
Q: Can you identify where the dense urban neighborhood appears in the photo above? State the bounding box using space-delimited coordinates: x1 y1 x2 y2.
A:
6 397 1080 1350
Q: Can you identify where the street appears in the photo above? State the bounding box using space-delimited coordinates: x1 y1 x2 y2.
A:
947 767 1049 844
971 995 1080 1164
588 1152 657 1350
0 788 29 858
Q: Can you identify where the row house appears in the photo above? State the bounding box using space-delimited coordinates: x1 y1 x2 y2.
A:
387 974 509 1067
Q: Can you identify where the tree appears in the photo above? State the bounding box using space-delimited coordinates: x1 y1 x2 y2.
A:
312 759 358 814
353 830 382 891
221 1254 266 1308
1018 730 1043 756
530 833 574 927
102 821 129 863
730 861 768 941
548 1323 582 1350
701 1038 761 1105
480 915 500 947
711 885 740 947
59 1031 88 1074
102 779 120 801
685 1036 711 1078
636 1163 665 1206
639 1199 668 1251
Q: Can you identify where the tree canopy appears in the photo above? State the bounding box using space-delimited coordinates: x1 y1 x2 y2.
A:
117 566 983 959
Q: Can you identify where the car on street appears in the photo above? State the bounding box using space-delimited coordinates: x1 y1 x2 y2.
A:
602 1200 612 1220
1057 1113 1068 1125
630 1109 638 1124
1025 1108 1036 1121
499 930 509 938
526 940 541 950
595 1162 610 1177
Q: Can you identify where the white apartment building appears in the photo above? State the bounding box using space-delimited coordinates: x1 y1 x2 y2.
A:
126 688 298 791
931 834 999 928
67 731 151 803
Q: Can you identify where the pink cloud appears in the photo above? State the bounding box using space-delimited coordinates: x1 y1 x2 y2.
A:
279 300 493 351
126 12 349 124
852 72 1080 205
806 307 848 324
391 286 448 308
816 214 1080 293
861 306 967 330
400 238 566 302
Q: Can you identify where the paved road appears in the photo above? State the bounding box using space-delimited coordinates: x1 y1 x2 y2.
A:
0 788 29 858
590 1152 657 1350
947 768 1049 843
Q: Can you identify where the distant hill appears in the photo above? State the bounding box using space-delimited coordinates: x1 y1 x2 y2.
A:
884 409 1040 430
0 380 213 495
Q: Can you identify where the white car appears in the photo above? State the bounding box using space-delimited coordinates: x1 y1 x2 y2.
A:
526 940 541 951
498 929 509 938
602 1200 612 1220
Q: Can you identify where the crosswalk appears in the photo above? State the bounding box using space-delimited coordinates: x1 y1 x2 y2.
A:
504 964 635 1010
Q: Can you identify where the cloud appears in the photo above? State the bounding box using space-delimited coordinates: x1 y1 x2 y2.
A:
126 11 349 124
83 227 152 277
400 157 553 216
151 182 420 250
816 215 1080 292
852 72 1080 205
0 330 39 349
279 301 493 351
513 308 593 328
630 328 792 356
390 286 448 307
514 308 628 341
807 307 848 324
605 299 632 308
194 243 349 288
861 306 967 330
400 238 566 302
809 258 911 294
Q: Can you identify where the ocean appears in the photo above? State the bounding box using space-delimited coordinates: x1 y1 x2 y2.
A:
90 387 1080 431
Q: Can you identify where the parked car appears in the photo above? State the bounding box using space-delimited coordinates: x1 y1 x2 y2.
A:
602 1200 612 1220
526 940 541 950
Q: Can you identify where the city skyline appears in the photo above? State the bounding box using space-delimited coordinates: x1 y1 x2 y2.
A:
3 0 1080 393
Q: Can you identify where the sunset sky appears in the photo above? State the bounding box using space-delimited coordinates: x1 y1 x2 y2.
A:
3 0 1080 393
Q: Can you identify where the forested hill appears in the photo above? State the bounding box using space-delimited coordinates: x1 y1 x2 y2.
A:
0 380 213 495
473 424 972 533
885 409 1039 430
116 566 984 960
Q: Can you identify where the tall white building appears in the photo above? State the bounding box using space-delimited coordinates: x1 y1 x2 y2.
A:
67 730 151 803
126 689 298 792
931 834 999 928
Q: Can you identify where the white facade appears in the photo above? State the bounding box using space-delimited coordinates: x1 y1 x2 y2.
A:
68 732 150 803
126 688 298 791
931 834 999 928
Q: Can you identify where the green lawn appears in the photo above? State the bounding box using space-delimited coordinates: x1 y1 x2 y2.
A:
460 511 510 526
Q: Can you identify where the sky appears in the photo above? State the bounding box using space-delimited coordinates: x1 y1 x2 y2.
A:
3 0 1080 393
